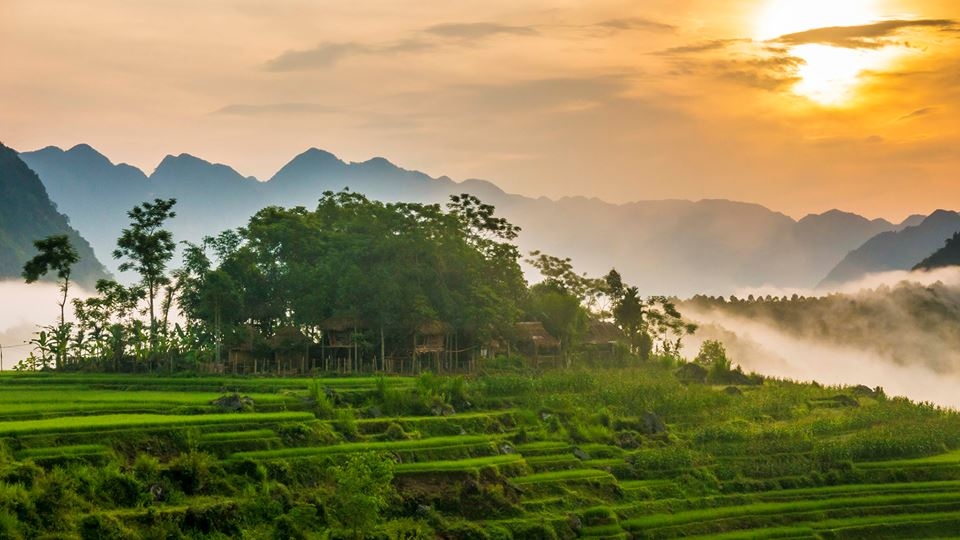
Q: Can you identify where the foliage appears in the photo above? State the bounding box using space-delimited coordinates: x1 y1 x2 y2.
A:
325 452 395 539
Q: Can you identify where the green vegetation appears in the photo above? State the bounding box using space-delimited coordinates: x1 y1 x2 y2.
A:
0 366 955 538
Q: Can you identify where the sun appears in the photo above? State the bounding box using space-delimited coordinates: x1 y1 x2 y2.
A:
755 0 895 105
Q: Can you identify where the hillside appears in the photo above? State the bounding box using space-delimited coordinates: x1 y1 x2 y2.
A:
0 143 108 288
1 368 959 538
21 145 909 296
914 232 960 271
820 210 960 287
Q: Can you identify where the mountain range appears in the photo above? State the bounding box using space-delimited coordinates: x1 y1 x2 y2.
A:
15 144 956 296
820 210 960 287
0 143 108 288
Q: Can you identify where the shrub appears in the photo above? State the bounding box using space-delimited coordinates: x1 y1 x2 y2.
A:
325 452 395 539
384 423 409 441
166 451 221 495
333 408 360 441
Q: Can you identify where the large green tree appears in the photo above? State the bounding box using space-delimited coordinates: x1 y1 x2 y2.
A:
113 199 177 347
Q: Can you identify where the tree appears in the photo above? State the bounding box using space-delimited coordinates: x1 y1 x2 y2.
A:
22 235 80 329
113 199 177 348
325 452 395 539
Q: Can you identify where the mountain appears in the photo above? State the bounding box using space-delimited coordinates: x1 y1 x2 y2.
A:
914 232 960 271
0 143 108 288
820 210 960 287
20 144 911 296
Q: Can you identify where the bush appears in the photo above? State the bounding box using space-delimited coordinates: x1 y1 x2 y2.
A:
166 451 221 495
335 409 360 440
384 423 409 441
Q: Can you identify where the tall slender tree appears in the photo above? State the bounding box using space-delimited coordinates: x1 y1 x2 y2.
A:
22 234 79 329
113 198 177 349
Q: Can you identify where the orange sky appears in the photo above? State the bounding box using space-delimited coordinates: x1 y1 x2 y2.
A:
2 0 958 221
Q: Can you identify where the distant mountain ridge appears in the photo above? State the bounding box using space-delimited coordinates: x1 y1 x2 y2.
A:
820 210 960 287
0 143 108 288
20 144 920 296
914 231 960 271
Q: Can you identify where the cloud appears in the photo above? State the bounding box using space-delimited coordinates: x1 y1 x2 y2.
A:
264 42 371 71
776 19 956 50
212 102 337 116
660 39 804 90
656 39 748 55
900 107 937 121
263 23 532 71
595 17 675 33
424 22 538 39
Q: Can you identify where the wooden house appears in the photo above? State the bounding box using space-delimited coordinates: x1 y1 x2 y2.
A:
514 321 562 368
413 321 453 373
270 326 311 375
584 320 627 362
320 316 367 373
225 325 258 375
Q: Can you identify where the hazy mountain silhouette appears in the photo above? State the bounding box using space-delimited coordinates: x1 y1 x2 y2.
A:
21 144 916 296
820 210 960 287
0 143 109 288
914 231 960 271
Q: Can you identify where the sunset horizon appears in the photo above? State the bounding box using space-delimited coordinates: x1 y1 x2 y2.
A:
4 0 959 220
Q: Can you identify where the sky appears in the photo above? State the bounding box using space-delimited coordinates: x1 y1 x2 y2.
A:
2 0 958 221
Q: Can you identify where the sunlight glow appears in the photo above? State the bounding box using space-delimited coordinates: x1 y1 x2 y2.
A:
755 0 897 105
755 0 879 40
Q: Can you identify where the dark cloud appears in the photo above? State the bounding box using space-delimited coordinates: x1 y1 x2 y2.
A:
424 22 538 39
595 17 675 33
657 38 804 91
212 103 337 116
776 19 956 49
657 39 748 55
264 42 371 71
900 107 938 121
264 23 535 71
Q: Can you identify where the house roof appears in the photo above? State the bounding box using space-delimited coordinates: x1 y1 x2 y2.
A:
320 316 366 332
417 321 451 335
585 320 626 345
515 321 560 348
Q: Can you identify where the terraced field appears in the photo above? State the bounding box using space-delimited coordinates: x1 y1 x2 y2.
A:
0 369 959 538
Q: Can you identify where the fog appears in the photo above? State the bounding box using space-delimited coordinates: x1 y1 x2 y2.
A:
0 280 89 370
732 266 960 299
685 267 960 409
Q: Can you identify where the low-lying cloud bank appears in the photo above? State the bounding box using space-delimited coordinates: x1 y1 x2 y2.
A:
685 267 960 409
0 280 89 369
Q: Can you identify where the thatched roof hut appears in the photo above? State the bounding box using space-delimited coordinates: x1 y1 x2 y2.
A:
415 321 451 354
514 322 560 349
270 326 310 350
585 320 626 346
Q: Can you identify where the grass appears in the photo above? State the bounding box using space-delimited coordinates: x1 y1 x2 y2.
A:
0 411 314 435
857 449 960 469
230 434 500 461
620 492 960 532
198 429 277 442
393 454 525 474
511 468 615 485
16 444 110 459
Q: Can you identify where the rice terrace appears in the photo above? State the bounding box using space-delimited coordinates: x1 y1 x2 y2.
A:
1 364 960 538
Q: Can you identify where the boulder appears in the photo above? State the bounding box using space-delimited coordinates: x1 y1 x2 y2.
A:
572 447 592 461
641 411 668 435
209 393 254 412
676 362 708 384
724 386 744 396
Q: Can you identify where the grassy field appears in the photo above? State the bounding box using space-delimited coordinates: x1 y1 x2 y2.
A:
0 367 959 538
